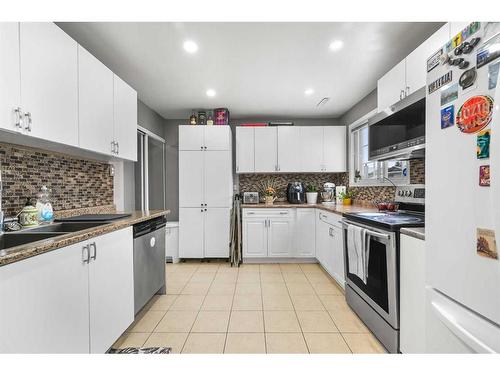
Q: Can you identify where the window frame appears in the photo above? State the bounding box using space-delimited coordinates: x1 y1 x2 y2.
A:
348 109 410 187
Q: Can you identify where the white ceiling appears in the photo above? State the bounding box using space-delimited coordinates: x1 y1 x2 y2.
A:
57 22 443 119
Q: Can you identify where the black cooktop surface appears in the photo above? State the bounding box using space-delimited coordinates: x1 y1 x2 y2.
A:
343 211 425 231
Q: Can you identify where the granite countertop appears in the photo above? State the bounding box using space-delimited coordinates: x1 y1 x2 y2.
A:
400 227 425 241
241 202 378 215
0 209 170 267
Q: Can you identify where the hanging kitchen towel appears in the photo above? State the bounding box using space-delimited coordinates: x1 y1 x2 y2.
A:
347 224 367 283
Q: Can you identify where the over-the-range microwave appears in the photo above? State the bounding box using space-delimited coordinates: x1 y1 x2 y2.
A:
368 86 425 161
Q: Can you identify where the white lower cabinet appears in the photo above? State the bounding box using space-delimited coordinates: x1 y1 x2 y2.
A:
243 218 268 257
316 211 345 287
179 207 230 258
268 218 293 257
400 233 426 353
295 208 316 257
0 227 134 353
88 227 134 353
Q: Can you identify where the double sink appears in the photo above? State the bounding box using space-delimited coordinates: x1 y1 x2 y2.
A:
0 222 110 255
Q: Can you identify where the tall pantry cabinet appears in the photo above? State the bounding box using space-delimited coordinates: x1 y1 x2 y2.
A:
178 125 233 258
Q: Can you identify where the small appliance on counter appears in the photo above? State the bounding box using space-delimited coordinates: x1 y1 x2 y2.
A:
19 198 39 228
243 192 259 204
335 185 346 204
320 182 336 205
287 182 306 204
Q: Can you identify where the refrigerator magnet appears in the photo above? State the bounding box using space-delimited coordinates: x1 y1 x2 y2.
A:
488 61 500 89
440 105 454 129
459 67 477 89
440 83 459 106
456 95 494 134
479 165 490 186
477 129 491 159
428 49 443 72
477 228 498 260
428 71 453 94
452 32 462 49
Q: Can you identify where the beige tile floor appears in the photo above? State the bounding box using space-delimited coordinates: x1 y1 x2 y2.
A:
113 262 386 354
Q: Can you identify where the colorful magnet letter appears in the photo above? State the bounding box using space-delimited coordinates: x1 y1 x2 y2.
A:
477 228 498 260
479 165 490 186
456 95 494 134
477 129 491 159
440 105 454 129
440 83 459 106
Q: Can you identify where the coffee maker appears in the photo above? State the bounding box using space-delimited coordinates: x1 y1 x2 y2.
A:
320 182 336 205
287 182 306 204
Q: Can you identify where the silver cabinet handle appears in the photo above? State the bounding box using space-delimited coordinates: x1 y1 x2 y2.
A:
116 142 119 154
24 112 32 132
399 90 403 100
82 245 90 264
14 107 23 129
89 242 97 261
247 212 255 215
111 141 115 153
200 146 203 150
279 211 288 215
406 86 410 96
204 146 207 150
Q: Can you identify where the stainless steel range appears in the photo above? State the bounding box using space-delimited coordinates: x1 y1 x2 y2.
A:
341 184 424 353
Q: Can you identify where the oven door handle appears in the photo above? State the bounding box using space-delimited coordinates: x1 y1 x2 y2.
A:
341 220 390 240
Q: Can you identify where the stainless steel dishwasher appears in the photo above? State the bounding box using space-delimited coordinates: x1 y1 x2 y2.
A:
133 216 166 315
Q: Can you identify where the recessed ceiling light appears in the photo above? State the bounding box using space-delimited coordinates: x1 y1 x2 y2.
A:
329 40 344 52
304 89 314 96
183 40 198 53
206 89 216 97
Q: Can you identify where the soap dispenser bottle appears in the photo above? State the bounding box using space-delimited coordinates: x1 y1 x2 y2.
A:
36 186 54 222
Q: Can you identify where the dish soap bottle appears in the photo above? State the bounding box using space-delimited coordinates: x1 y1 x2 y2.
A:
36 186 54 223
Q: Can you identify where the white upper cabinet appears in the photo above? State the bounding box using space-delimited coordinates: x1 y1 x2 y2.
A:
204 151 232 207
0 23 21 133
377 59 406 111
204 126 231 150
377 23 454 111
323 126 346 172
113 74 137 161
277 126 301 172
20 22 79 146
78 46 114 156
300 126 324 172
405 23 450 97
179 150 204 207
236 127 255 173
179 126 231 151
254 127 278 172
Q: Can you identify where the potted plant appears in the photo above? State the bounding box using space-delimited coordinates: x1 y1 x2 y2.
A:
339 190 355 205
260 178 278 205
306 184 318 204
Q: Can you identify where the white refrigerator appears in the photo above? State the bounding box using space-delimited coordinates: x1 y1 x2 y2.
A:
426 22 500 353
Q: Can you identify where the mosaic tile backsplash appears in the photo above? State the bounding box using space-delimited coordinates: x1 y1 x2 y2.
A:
0 142 113 216
238 159 425 205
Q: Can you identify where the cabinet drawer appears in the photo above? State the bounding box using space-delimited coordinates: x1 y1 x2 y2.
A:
243 208 293 218
317 209 342 227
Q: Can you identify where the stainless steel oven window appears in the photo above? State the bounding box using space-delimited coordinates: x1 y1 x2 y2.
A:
342 220 399 329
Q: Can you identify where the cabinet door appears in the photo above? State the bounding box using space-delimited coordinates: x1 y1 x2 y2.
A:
295 208 316 257
20 22 78 146
204 126 230 150
243 218 268 257
204 150 232 207
300 127 323 172
179 125 204 151
0 243 90 353
179 151 204 207
331 225 346 288
405 24 449 96
179 208 204 258
268 219 293 257
204 208 230 258
0 22 21 132
400 234 426 353
113 74 137 161
78 46 114 156
236 127 254 173
254 127 278 172
89 227 134 353
323 126 346 172
277 126 301 172
377 59 405 111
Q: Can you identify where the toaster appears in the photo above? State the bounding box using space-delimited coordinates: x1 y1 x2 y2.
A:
243 192 259 204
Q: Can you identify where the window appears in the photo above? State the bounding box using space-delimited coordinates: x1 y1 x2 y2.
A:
349 119 409 186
